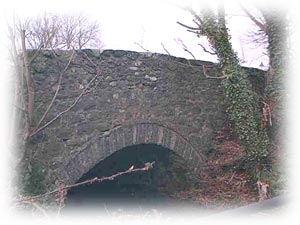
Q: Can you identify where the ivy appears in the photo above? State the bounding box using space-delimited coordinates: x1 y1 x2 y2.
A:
179 6 272 162
198 8 270 162
22 163 47 196
222 67 269 161
263 11 287 141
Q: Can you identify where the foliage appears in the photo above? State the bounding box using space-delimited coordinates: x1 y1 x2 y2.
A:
179 5 270 162
22 163 47 196
203 8 270 161
223 70 269 160
262 9 287 141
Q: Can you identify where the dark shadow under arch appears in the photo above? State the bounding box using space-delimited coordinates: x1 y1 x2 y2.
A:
63 143 199 211
55 123 206 186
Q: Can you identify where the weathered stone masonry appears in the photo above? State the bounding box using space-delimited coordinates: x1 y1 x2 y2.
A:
26 49 264 190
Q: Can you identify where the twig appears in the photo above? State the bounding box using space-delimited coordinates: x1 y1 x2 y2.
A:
13 103 27 113
134 41 150 52
23 201 50 219
227 171 236 184
198 43 217 55
257 180 269 202
55 183 67 218
184 47 197 61
28 31 57 64
81 50 98 67
186 29 201 35
176 21 200 31
29 68 101 138
189 9 204 25
161 42 171 56
202 65 226 79
104 203 111 216
262 101 272 127
239 3 266 32
16 164 152 203
34 49 75 130
21 29 35 124
176 38 197 60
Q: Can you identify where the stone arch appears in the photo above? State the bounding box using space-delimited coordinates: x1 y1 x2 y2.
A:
55 123 206 186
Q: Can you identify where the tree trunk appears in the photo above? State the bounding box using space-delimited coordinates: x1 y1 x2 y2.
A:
262 9 287 142
21 30 35 125
196 5 270 161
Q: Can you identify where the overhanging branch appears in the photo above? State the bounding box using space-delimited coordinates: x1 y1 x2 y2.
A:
16 164 154 203
198 43 217 55
176 21 200 31
239 3 266 32
34 49 75 130
29 66 101 138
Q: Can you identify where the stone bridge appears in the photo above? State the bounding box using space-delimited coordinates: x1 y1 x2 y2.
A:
25 49 264 190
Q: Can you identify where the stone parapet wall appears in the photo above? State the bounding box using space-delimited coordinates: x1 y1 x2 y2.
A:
25 49 264 189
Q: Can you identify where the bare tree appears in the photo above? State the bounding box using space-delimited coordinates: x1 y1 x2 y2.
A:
15 13 102 50
7 12 104 153
58 13 102 49
24 13 61 50
239 4 268 56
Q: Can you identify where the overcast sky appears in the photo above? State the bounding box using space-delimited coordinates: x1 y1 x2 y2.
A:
2 0 270 68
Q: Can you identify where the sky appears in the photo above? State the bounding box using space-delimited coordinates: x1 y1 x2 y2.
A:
1 0 270 68
0 0 300 224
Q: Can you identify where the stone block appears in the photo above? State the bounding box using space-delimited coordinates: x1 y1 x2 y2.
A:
94 138 106 160
114 128 126 151
109 132 117 153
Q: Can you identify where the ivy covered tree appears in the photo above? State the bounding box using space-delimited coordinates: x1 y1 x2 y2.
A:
178 4 270 164
240 4 288 145
261 8 287 143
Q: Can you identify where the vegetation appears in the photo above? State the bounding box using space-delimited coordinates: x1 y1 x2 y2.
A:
9 13 104 213
262 8 287 142
22 163 46 196
177 3 288 203
8 13 103 152
15 13 102 50
178 5 270 163
9 2 288 217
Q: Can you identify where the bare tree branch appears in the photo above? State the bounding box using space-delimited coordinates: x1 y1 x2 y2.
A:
202 65 226 79
28 30 58 64
186 29 201 35
59 14 101 49
15 13 102 51
176 21 200 31
23 201 50 218
34 49 75 130
134 41 150 52
175 38 197 60
16 163 154 203
189 8 204 25
198 43 217 55
28 67 101 138
161 42 171 56
239 3 266 32
20 30 35 125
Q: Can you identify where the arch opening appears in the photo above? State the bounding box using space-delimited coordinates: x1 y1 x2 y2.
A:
63 144 200 213
56 123 205 186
